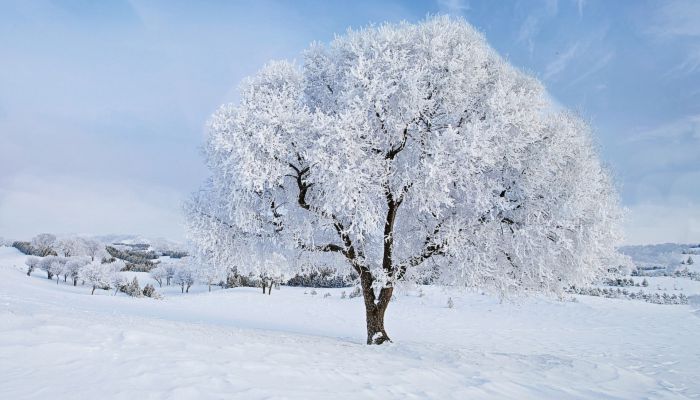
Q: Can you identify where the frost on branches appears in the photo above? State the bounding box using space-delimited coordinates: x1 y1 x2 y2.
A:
186 16 624 344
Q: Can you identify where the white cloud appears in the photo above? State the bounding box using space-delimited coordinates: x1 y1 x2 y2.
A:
436 0 470 14
576 0 586 17
628 114 700 143
517 0 559 57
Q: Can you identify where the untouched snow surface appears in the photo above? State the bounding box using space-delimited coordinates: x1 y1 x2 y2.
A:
1 246 699 399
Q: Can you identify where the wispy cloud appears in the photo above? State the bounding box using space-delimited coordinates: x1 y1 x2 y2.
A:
544 42 579 80
649 0 700 38
516 0 559 57
436 0 470 14
569 49 614 86
576 0 586 17
628 114 700 143
667 47 700 77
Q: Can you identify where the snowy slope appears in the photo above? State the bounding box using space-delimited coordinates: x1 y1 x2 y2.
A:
1 246 699 399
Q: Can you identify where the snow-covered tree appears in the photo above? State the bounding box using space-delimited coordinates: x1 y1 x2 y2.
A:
38 256 54 279
38 255 66 282
186 16 624 344
65 257 90 286
25 256 40 276
81 238 105 261
56 237 84 257
104 260 126 295
174 264 195 293
79 261 109 295
149 265 166 287
48 256 67 284
31 233 56 257
196 259 227 292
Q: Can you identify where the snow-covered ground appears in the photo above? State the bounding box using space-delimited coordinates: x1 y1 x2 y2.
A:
1 246 699 399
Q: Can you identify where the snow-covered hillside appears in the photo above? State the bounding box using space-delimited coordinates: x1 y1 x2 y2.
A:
621 243 700 272
1 246 699 399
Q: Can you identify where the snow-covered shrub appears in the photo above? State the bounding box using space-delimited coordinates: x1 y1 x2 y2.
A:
310 289 317 296
341 291 347 299
121 277 142 297
324 292 331 298
348 287 362 299
286 266 354 288
447 297 454 309
142 283 161 299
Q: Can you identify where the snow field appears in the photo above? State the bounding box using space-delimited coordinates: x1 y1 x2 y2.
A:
1 246 699 399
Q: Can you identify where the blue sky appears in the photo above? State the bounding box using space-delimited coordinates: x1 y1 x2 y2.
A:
0 0 698 244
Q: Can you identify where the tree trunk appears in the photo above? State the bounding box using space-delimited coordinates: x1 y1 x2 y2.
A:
91 286 96 295
47 272 53 280
360 273 392 345
268 282 272 295
262 281 266 294
73 277 78 286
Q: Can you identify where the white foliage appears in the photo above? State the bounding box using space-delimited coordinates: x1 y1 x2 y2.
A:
186 16 624 296
79 261 110 294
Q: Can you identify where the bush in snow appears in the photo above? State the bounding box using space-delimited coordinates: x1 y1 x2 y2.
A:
121 277 142 297
142 283 161 299
341 291 347 299
286 266 355 288
447 297 454 309
568 285 688 305
348 286 362 299
324 292 331 298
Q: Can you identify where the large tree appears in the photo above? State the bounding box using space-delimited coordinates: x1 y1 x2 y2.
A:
186 16 623 344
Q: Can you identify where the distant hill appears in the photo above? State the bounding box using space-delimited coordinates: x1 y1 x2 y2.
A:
620 243 699 272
